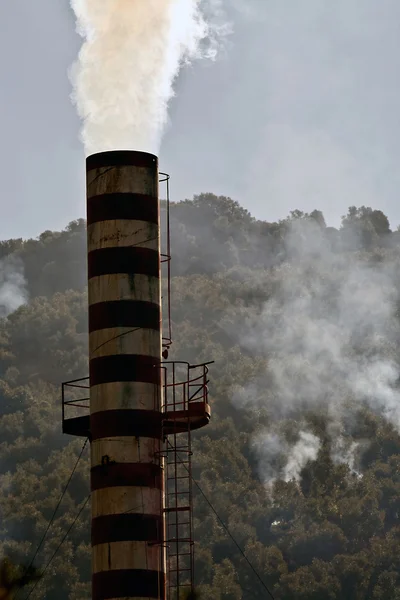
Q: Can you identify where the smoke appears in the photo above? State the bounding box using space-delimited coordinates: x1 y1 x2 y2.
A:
252 429 321 486
70 0 229 156
233 218 400 485
0 255 28 318
284 431 321 482
330 435 363 476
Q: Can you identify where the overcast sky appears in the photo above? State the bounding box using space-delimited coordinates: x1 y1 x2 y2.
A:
1 1 400 239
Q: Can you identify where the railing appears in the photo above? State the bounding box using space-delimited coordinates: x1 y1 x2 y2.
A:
61 377 90 424
161 361 212 415
61 362 212 432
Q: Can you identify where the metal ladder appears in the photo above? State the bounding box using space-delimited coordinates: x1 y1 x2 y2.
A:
164 424 194 600
161 361 211 600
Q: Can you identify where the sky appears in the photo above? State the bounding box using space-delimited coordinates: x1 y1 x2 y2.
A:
1 0 400 239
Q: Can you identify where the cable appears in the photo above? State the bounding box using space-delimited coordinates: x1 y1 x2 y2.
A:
193 478 275 599
21 499 145 599
18 443 271 599
15 438 89 599
90 327 142 358
23 495 90 600
168 441 276 600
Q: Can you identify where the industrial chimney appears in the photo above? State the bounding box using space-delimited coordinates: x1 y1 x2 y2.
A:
62 152 212 600
86 150 165 600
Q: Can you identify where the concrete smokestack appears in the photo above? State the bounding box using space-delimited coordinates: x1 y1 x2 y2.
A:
86 151 165 600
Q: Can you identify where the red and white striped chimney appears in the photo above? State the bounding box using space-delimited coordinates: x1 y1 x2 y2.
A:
86 150 166 600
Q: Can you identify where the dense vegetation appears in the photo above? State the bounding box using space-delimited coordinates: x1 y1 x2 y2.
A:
1 196 400 598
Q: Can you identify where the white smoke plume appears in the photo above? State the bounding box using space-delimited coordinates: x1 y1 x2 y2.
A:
70 0 227 156
233 218 400 484
330 435 363 476
284 431 321 482
0 255 28 318
252 429 321 486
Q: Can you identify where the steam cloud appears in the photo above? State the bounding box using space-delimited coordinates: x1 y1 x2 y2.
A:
233 219 400 485
70 0 227 156
0 255 28 318
253 429 321 485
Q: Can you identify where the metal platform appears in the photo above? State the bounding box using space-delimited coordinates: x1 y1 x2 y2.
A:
61 362 212 439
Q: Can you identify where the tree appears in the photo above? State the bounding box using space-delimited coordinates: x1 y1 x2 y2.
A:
0 197 397 598
0 557 41 599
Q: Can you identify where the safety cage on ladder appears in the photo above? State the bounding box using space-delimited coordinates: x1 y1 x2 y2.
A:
160 171 172 353
161 361 212 600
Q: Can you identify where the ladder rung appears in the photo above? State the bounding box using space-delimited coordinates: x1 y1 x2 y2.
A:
167 454 190 458
169 587 191 591
166 511 189 515
166 511 186 516
168 524 188 542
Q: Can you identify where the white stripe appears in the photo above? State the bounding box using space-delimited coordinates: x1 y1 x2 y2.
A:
92 486 161 517
90 328 161 359
87 165 158 198
88 274 160 306
91 437 160 467
92 541 161 573
90 382 161 414
87 220 159 252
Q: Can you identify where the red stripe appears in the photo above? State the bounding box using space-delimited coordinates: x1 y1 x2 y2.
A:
88 247 159 279
90 354 161 386
87 150 158 171
92 513 162 545
87 192 159 225
89 300 160 333
93 569 165 600
91 462 162 491
90 409 162 441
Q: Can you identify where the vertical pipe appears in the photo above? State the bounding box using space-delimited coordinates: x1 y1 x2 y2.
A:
86 151 165 600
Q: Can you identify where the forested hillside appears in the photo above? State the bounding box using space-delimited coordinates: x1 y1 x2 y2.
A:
1 196 400 599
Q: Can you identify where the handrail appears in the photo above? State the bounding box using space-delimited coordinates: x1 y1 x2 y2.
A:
164 374 206 388
159 172 170 183
62 362 211 423
189 361 214 369
63 377 89 386
64 398 89 405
